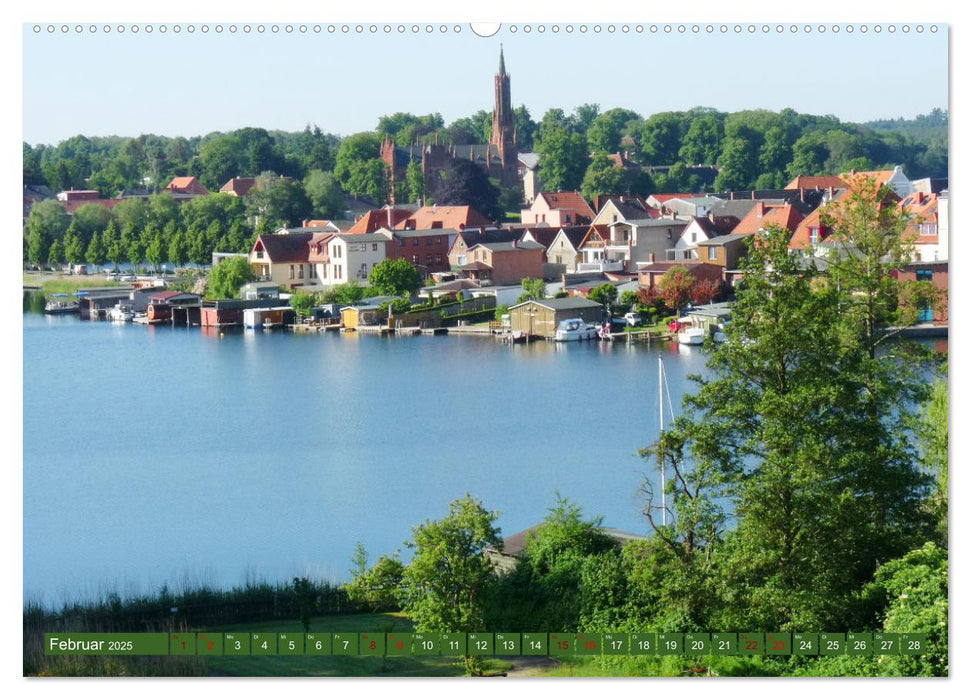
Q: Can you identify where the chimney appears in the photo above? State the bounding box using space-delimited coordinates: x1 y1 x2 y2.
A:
757 202 765 217
800 187 805 203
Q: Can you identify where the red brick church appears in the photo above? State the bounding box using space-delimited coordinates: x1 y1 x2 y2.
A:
381 48 520 202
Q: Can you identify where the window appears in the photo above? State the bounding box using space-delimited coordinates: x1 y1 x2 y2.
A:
691 231 697 243
412 255 419 264
564 214 571 223
435 237 441 244
810 227 820 245
667 229 673 239
256 250 264 259
413 238 419 246
426 255 433 265
917 269 933 281
298 265 304 279
335 246 342 258
708 247 717 261
435 255 442 264
372 243 378 251
289 265 294 280
397 238 405 247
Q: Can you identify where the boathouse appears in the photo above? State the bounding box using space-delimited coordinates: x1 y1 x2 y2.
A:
508 297 603 340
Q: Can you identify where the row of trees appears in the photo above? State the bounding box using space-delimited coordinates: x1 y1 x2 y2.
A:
344 179 947 676
25 109 945 229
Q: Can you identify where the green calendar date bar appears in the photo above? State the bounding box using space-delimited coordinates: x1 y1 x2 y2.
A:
45 633 170 656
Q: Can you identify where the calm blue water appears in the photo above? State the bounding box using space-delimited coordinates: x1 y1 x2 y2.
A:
23 309 710 605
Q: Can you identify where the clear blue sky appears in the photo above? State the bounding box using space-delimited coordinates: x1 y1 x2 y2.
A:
22 21 948 145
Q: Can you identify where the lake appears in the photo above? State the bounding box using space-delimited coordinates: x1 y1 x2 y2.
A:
22 306 718 605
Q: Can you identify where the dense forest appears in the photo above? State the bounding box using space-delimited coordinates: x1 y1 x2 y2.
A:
22 106 947 270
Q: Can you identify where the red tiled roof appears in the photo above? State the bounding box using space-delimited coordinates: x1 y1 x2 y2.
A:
251 233 313 263
730 202 805 236
537 191 595 220
839 169 897 187
220 177 257 197
165 176 210 195
395 205 492 231
347 208 413 234
784 175 847 191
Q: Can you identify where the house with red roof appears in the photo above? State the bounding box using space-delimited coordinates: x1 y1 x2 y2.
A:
729 202 805 237
219 177 258 197
384 228 456 274
395 205 493 232
520 191 595 227
165 176 210 199
308 232 391 287
55 189 122 215
347 208 414 234
248 232 315 289
784 175 847 191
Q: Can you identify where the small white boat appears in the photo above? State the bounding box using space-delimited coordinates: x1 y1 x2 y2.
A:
555 318 599 341
675 317 705 345
712 324 728 343
107 302 135 323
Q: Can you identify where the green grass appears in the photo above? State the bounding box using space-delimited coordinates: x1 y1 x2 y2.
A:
24 273 124 295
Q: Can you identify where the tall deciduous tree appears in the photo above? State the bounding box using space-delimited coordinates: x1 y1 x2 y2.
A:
536 126 589 192
399 495 501 674
303 169 345 219
85 231 106 269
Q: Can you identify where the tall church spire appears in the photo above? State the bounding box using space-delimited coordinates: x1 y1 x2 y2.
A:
489 46 517 186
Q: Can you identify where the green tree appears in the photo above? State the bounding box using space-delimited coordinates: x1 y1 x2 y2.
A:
63 223 85 267
516 277 546 303
102 220 123 271
27 228 50 269
24 199 70 248
639 112 685 164
71 203 113 244
345 545 406 613
85 231 106 270
289 290 317 318
47 238 64 268
334 132 387 200
679 113 723 165
918 377 948 535
537 126 589 192
399 495 501 674
714 136 759 191
587 282 618 308
145 233 165 273
303 169 345 219
168 231 189 268
367 259 422 296
207 256 256 299
666 226 932 632
581 153 628 201
586 113 622 154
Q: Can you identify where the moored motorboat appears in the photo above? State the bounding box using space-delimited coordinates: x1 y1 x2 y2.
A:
554 317 599 341
107 302 135 322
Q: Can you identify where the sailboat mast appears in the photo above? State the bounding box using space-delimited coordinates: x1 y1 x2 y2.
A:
659 355 666 526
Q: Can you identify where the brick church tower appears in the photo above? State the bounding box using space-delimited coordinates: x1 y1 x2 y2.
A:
489 46 518 186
